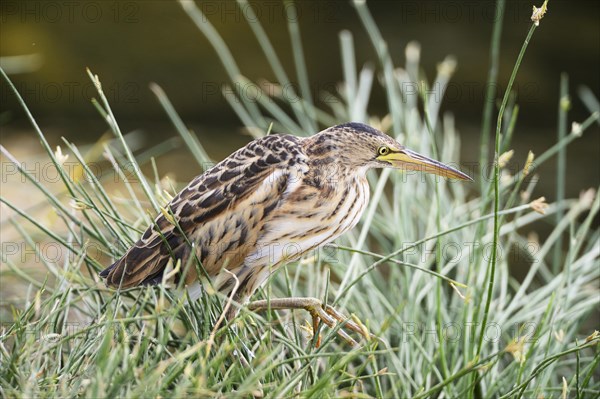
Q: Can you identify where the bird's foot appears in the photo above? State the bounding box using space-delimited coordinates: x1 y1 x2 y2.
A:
247 297 376 347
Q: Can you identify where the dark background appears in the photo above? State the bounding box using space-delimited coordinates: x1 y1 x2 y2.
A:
1 0 599 197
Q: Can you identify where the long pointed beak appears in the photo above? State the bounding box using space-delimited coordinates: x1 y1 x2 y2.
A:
382 148 473 181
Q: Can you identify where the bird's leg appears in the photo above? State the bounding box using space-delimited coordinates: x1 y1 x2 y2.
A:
247 297 375 346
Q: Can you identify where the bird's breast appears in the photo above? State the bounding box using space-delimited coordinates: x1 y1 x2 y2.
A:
248 175 370 268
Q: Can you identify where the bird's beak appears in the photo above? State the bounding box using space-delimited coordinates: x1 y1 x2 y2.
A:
379 148 473 181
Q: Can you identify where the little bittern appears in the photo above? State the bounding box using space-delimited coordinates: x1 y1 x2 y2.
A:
100 122 471 344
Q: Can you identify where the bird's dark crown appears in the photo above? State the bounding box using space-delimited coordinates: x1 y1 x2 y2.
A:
334 122 383 137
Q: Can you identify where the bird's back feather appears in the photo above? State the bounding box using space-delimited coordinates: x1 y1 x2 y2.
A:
100 134 309 289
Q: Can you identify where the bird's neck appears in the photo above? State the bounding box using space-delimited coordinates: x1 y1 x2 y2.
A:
304 159 367 189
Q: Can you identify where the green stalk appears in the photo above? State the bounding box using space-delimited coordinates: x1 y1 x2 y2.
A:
465 2 506 379
534 111 598 165
335 245 466 287
553 73 569 272
340 31 357 117
475 20 539 362
575 339 581 399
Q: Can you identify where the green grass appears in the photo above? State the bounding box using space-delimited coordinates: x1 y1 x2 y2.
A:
1 1 599 397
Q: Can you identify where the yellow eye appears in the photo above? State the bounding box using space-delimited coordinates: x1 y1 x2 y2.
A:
378 146 390 156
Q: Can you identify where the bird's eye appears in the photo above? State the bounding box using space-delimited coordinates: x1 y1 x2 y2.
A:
378 146 390 156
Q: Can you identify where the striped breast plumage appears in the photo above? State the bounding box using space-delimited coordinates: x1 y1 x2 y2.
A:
224 171 370 300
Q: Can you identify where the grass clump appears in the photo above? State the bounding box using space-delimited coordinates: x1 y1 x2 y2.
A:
1 0 599 397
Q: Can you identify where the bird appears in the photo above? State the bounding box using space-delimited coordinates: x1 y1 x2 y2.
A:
100 122 471 344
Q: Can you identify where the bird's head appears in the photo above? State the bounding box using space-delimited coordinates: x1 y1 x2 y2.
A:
310 122 472 180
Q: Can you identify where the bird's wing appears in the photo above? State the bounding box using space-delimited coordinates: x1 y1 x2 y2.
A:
100 134 309 288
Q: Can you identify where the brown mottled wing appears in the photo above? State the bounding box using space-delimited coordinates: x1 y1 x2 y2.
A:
100 134 309 288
